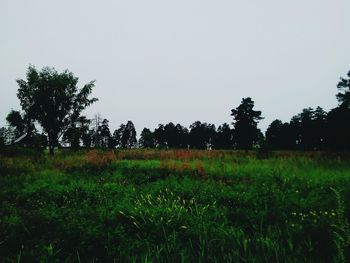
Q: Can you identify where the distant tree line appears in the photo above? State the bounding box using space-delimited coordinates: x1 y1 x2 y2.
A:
265 71 350 151
1 66 350 153
138 97 262 151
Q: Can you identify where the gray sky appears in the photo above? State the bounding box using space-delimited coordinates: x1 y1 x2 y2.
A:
1 0 350 134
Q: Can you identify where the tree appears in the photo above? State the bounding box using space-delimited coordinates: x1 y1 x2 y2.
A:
324 71 350 151
326 106 350 151
189 121 216 149
6 110 36 146
154 124 167 148
231 98 263 150
213 123 233 149
298 108 315 150
288 107 327 151
265 120 296 150
124 121 137 148
155 123 189 149
114 121 137 149
312 107 327 150
164 122 178 148
97 119 111 148
337 70 350 107
16 66 98 154
139 128 155 148
266 119 284 150
82 129 94 149
175 124 189 148
113 124 125 148
162 122 188 148
6 110 26 138
63 116 91 149
0 127 6 148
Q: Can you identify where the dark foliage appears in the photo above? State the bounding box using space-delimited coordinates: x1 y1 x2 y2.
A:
139 128 155 148
113 121 137 149
63 116 91 150
189 121 216 149
4 66 350 152
231 97 263 150
337 70 350 107
213 123 234 149
16 66 97 154
326 106 350 151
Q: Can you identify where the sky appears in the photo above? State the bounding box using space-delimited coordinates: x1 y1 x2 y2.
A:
1 0 350 135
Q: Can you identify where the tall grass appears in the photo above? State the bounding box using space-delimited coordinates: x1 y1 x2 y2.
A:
0 149 349 262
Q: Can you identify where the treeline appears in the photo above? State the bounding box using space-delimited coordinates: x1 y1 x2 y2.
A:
1 66 350 154
266 106 350 151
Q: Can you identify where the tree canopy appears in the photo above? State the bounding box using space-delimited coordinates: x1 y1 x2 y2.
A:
231 97 263 150
337 70 350 107
2 65 350 152
113 121 137 149
16 66 98 154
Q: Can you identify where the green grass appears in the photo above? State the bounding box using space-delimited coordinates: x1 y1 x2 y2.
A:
0 149 349 262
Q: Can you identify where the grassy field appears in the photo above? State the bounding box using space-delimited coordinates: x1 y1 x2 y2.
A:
0 149 350 262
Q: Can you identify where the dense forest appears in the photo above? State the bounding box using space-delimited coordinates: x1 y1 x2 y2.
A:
1 66 350 154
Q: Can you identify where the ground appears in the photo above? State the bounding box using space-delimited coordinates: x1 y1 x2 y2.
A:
0 149 349 262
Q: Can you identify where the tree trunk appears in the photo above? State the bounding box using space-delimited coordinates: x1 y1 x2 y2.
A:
49 145 54 155
48 132 55 155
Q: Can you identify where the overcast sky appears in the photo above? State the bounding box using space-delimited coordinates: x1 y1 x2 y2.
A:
1 0 350 134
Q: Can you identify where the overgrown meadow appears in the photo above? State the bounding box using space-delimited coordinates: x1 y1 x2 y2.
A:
1 149 350 262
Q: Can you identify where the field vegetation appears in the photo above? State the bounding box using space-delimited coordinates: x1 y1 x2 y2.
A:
1 149 349 262
1 64 350 262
